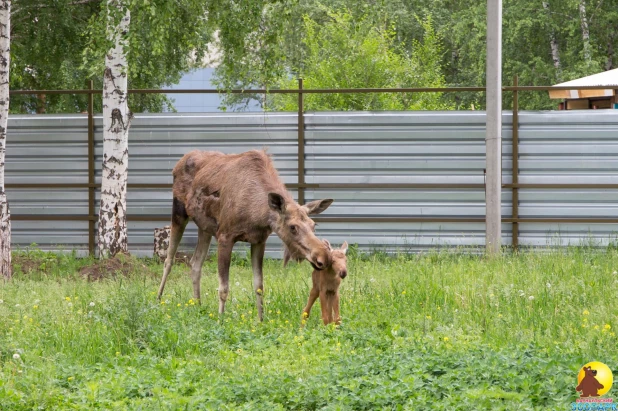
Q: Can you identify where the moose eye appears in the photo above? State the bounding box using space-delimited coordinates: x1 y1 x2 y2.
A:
289 225 297 234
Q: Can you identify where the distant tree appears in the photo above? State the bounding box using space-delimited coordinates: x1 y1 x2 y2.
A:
268 11 451 111
9 0 213 114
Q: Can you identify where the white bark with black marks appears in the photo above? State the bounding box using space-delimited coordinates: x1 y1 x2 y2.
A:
0 0 10 279
98 0 131 258
579 0 591 62
542 2 561 71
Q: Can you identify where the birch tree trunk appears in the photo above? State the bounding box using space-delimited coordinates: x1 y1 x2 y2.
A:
0 0 10 279
579 0 592 62
542 2 561 71
98 0 132 258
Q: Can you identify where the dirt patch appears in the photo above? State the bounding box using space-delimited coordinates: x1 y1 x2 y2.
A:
79 254 154 281
12 255 48 274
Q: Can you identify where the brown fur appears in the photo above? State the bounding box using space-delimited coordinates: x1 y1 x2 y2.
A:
302 240 348 326
157 149 334 321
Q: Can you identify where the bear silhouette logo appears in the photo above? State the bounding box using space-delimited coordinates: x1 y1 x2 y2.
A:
576 362 613 398
577 366 604 397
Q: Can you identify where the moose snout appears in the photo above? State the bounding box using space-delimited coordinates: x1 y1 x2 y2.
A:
310 249 330 271
339 270 347 279
313 257 326 270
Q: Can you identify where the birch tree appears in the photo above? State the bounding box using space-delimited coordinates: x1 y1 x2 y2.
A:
0 0 9 279
542 2 561 71
578 0 592 62
98 0 131 257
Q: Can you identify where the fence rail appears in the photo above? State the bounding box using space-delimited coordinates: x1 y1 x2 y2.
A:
7 78 618 255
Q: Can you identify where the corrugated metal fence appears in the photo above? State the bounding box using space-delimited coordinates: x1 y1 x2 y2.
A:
6 110 618 256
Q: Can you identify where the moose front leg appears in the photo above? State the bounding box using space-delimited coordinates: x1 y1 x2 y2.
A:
217 237 234 315
251 242 266 321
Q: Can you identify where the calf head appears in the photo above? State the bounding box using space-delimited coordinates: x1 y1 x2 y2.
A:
268 193 333 270
323 239 348 278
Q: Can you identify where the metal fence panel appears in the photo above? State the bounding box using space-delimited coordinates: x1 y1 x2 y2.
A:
5 110 618 256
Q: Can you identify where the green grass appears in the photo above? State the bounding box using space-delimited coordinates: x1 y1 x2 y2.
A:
2 246 618 409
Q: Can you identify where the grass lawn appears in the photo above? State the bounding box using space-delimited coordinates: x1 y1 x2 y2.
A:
1 246 617 410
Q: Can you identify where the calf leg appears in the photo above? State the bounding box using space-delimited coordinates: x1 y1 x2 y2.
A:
158 198 188 300
251 242 266 321
333 292 341 325
217 236 234 315
302 287 319 326
190 228 212 302
320 291 334 325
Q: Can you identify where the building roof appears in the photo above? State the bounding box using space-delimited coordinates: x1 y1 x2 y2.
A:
549 68 618 99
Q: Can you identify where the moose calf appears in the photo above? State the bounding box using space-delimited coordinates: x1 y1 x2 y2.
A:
302 240 348 326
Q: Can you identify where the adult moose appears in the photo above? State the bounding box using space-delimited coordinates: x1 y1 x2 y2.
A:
157 149 334 321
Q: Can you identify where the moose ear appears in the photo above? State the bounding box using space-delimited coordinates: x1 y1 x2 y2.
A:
302 199 333 215
340 241 348 255
268 193 286 214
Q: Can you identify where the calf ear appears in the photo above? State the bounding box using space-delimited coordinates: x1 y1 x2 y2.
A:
302 199 333 215
322 239 332 250
340 241 348 255
268 193 286 214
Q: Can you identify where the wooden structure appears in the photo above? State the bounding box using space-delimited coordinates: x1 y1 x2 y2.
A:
549 68 618 110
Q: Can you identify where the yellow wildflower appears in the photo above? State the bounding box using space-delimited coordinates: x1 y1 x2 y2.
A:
256 288 263 295
594 325 600 330
33 305 38 310
302 312 309 318
401 291 406 295
605 324 611 330
68 377 74 381
209 313 214 318
426 315 431 320
583 310 590 315
443 337 449 342
65 297 71 302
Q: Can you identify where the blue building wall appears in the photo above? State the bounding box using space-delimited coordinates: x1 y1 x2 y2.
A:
165 68 261 112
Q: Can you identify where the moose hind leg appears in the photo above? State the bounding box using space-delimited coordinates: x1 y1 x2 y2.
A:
190 228 212 302
158 198 188 299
